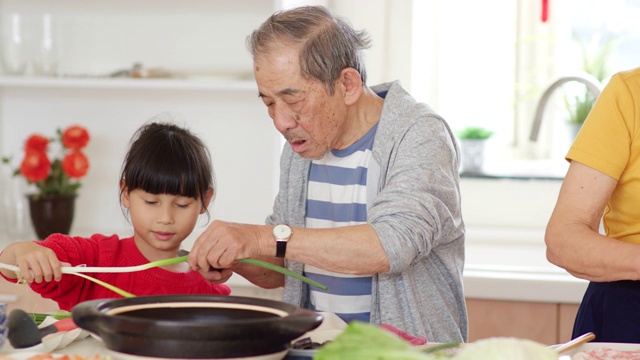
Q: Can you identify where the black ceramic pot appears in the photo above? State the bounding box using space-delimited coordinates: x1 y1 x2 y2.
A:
72 295 323 359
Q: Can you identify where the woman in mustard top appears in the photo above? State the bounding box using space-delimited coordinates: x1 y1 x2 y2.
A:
546 67 640 342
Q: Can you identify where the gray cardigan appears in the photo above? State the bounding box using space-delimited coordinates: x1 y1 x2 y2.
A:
265 81 468 342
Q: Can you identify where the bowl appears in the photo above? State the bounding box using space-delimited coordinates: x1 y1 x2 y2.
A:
71 295 323 359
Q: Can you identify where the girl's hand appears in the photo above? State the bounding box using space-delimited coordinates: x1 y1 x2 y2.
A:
1 241 63 283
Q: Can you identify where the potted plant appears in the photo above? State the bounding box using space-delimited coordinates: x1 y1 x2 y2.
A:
457 126 493 174
2 125 91 239
563 89 597 139
563 36 615 139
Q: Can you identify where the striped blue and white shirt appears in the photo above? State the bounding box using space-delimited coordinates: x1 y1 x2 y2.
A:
304 123 378 323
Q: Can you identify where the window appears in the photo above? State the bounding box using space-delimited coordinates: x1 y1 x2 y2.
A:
410 0 640 173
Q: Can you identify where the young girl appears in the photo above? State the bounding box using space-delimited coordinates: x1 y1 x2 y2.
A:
0 122 231 311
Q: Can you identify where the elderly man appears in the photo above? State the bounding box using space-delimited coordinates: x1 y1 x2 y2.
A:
189 5 467 342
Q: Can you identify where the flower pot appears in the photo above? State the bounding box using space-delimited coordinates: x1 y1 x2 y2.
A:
27 194 77 240
566 122 582 144
460 139 487 174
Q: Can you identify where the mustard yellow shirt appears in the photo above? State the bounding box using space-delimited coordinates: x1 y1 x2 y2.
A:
567 67 640 243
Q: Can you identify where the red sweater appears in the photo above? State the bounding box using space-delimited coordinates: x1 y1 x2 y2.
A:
2 234 230 311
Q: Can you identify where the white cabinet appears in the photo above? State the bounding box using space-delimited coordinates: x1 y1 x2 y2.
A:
0 1 286 247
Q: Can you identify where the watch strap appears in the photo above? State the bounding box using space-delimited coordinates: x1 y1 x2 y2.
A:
276 239 287 258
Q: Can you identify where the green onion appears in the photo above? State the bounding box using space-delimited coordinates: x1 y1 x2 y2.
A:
65 257 190 298
28 311 72 326
173 255 329 291
238 258 329 291
59 255 189 274
69 272 136 298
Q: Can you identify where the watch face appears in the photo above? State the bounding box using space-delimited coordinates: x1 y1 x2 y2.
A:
273 224 291 239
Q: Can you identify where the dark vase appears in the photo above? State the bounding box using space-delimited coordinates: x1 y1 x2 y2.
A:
27 194 77 240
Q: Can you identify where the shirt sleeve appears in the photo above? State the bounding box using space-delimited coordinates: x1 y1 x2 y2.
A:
567 72 638 180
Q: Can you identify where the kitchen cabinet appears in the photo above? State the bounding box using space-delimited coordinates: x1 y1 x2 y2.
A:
466 298 580 345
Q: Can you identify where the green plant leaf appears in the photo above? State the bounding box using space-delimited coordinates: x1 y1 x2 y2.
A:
457 127 493 140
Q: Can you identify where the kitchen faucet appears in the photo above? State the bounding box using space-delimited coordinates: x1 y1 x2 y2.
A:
529 73 603 141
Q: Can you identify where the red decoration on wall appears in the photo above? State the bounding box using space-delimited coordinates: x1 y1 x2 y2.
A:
541 0 549 22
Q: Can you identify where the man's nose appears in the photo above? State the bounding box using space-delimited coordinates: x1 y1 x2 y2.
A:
272 103 297 133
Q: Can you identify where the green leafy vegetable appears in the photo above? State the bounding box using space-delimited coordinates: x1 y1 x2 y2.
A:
314 321 439 360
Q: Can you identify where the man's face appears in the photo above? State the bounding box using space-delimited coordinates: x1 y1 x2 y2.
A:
254 44 348 159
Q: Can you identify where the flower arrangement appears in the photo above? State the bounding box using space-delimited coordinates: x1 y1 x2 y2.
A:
2 125 90 199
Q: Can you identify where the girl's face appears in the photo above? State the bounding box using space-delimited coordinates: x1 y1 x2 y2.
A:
122 188 211 259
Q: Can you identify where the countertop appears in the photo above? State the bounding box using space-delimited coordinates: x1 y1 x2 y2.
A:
0 336 103 358
463 227 588 304
0 333 289 360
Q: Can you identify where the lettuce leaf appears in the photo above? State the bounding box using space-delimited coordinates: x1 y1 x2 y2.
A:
313 321 439 360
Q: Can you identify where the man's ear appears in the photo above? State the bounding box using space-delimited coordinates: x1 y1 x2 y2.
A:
200 188 215 214
339 68 363 106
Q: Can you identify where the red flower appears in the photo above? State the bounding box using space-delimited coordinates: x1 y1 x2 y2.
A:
24 135 49 152
62 150 89 179
6 125 91 196
62 126 90 150
20 150 51 182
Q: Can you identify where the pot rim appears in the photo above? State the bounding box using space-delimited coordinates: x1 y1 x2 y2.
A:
74 294 323 329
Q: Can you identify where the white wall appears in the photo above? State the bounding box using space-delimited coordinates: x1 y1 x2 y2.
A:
0 0 561 247
0 84 282 248
330 0 414 89
0 0 284 247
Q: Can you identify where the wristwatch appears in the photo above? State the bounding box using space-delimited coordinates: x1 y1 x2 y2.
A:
273 224 292 258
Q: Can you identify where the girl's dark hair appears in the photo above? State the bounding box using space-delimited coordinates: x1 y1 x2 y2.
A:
246 5 371 95
119 122 215 216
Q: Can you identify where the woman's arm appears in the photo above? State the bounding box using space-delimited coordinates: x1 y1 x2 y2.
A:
546 161 640 281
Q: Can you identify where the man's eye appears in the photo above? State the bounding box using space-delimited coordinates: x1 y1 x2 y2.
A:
176 204 189 209
288 100 304 111
145 200 157 205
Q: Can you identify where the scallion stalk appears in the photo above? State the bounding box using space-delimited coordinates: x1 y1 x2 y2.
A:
29 311 72 326
69 272 136 298
237 258 329 291
173 255 329 291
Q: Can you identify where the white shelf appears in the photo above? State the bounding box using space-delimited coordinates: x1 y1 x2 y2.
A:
0 75 258 91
